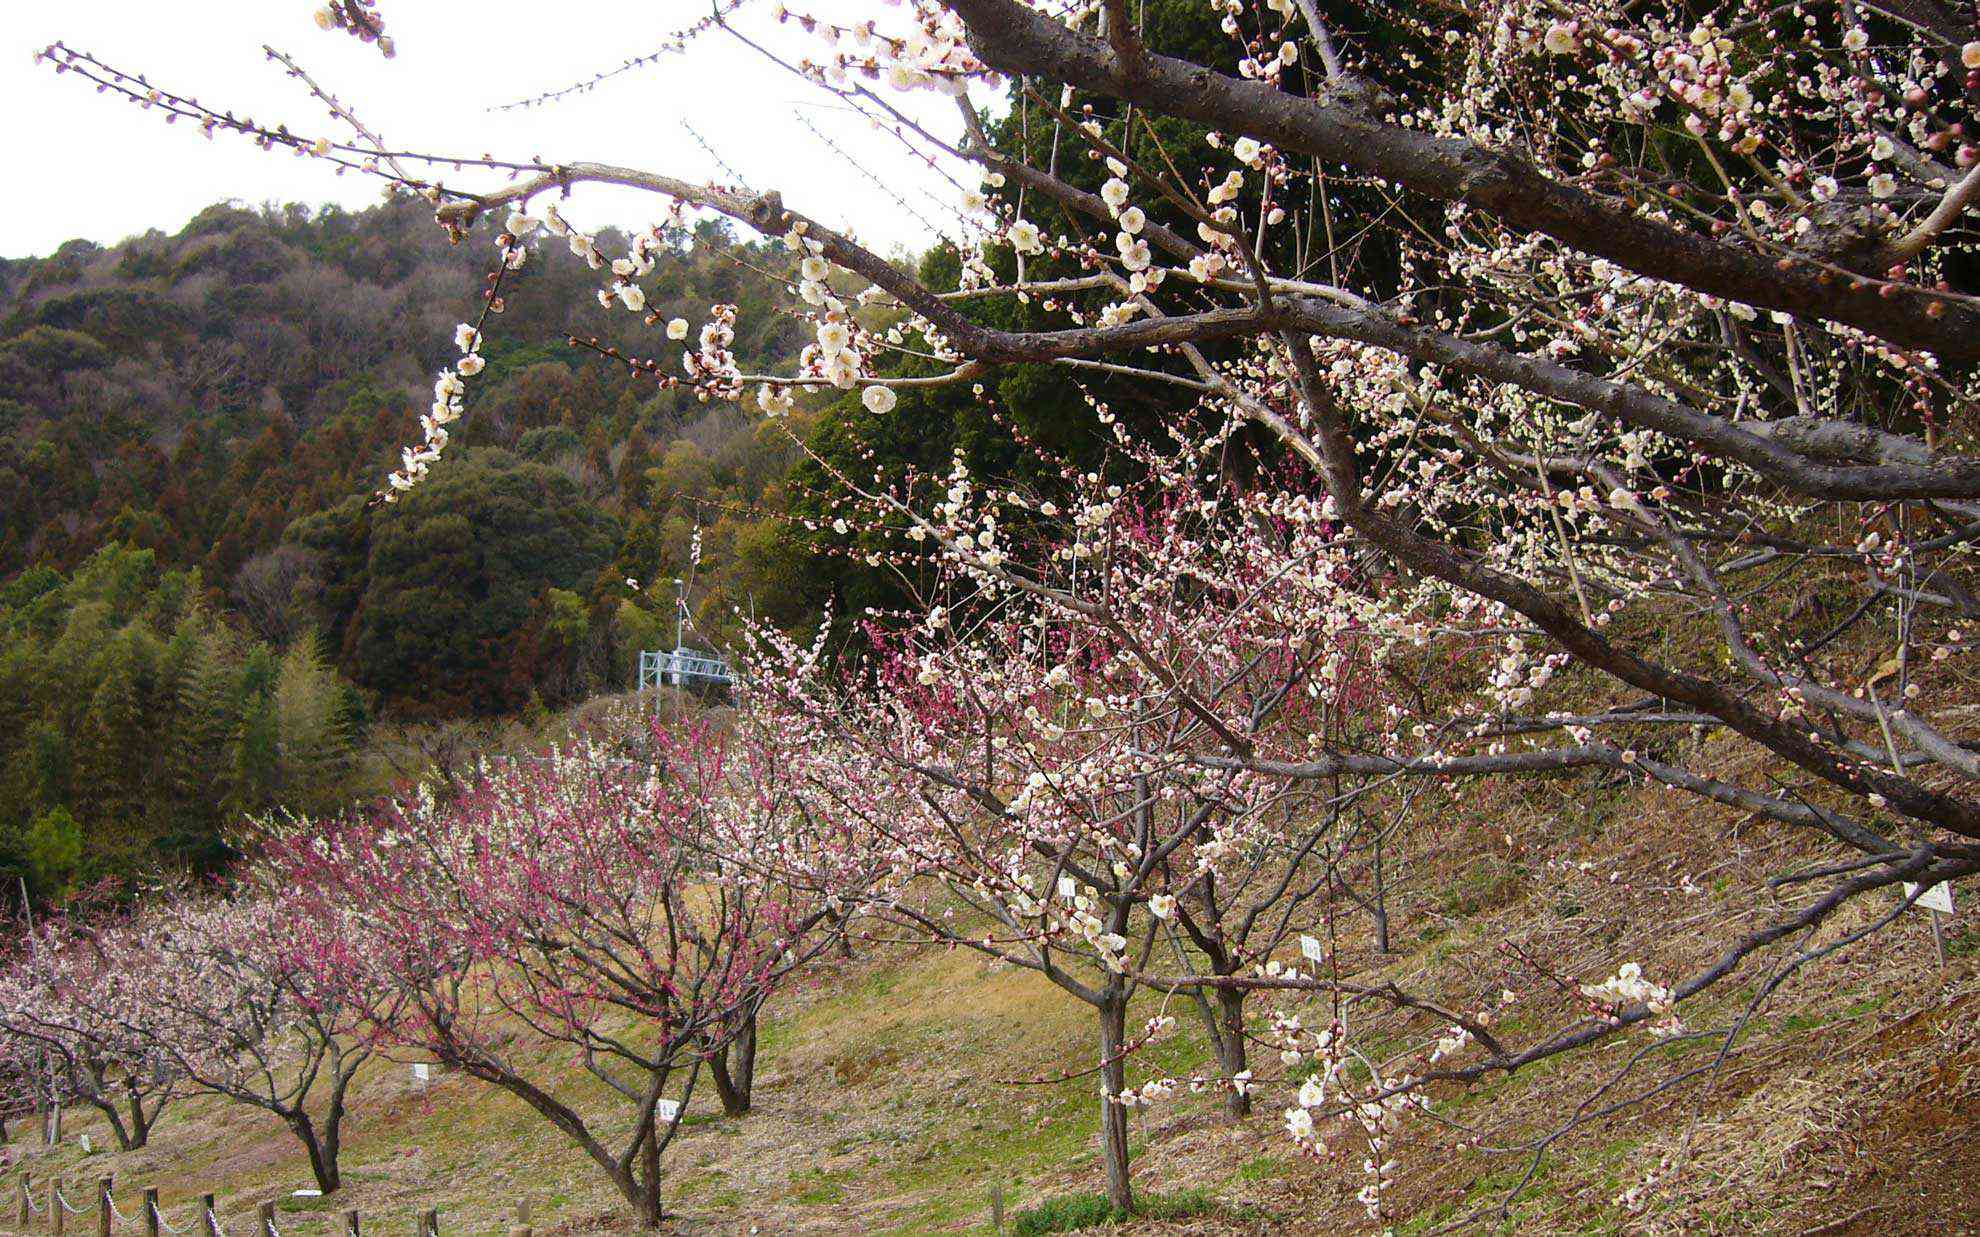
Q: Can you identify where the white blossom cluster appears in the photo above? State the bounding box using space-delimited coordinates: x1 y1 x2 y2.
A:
383 321 479 498
685 303 743 401
783 2 987 96
1582 961 1685 1038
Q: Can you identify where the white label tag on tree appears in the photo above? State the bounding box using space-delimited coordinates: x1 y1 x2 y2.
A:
658 1099 681 1122
1905 882 1955 915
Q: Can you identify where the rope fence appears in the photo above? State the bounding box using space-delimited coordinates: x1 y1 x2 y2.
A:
4 1176 468 1236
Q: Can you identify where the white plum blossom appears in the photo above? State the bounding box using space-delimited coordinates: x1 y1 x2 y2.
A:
1582 962 1685 1038
757 384 795 417
1284 1106 1315 1141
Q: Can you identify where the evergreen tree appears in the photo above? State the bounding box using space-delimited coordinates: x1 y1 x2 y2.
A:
271 635 353 813
234 660 281 817
161 624 240 854
76 634 156 852
24 806 82 901
0 545 365 895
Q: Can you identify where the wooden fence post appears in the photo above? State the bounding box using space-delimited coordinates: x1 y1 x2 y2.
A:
144 1186 160 1237
202 1194 219 1237
343 1207 361 1235
96 1177 111 1237
258 1201 275 1237
420 1206 438 1235
50 1178 62 1235
17 1177 28 1228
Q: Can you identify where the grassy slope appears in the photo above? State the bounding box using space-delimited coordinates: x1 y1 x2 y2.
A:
3 692 1977 1233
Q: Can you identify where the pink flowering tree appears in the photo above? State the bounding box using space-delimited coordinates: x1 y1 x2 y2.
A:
64 897 380 1192
660 714 878 1118
40 0 1980 1219
0 931 182 1152
0 964 69 1149
272 732 855 1228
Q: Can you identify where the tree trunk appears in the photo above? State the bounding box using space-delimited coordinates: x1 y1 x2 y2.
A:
318 1071 352 1195
82 1096 135 1152
1214 985 1251 1121
1096 995 1135 1215
125 1085 152 1149
292 1117 340 1193
708 1011 757 1118
628 1114 665 1229
835 907 856 959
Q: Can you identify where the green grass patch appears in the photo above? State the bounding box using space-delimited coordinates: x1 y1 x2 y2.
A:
792 1166 855 1205
1011 1187 1234 1234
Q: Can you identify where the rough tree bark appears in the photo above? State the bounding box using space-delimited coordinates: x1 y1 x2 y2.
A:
708 1006 758 1119
1097 992 1135 1214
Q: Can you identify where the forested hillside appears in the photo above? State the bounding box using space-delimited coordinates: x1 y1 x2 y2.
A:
0 200 838 897
0 198 825 692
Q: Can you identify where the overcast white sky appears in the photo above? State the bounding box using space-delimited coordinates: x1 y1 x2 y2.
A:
5 1 972 260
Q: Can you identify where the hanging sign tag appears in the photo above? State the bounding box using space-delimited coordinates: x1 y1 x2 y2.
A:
1905 882 1955 915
